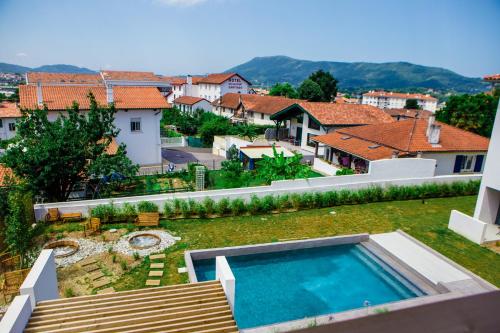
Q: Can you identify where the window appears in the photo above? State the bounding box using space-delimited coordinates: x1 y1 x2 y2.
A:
307 116 320 130
8 123 15 131
130 118 141 132
307 133 317 147
461 155 475 171
0 119 3 128
261 113 264 120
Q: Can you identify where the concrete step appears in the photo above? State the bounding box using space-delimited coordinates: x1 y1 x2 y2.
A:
93 277 112 289
150 263 164 269
146 279 161 286
150 254 166 260
97 287 115 295
149 271 164 277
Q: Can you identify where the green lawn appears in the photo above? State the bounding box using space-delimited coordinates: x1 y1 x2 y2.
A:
111 195 500 291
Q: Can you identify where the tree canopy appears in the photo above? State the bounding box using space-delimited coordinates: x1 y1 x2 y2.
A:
256 145 309 184
269 83 298 98
436 93 498 137
404 98 421 109
2 93 138 201
308 70 338 102
298 79 323 102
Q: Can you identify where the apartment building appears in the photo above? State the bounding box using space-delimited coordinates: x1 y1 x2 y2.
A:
362 91 438 112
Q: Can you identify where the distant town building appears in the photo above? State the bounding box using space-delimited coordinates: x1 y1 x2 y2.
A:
362 91 438 112
484 74 500 92
0 101 21 140
173 96 211 113
384 108 433 121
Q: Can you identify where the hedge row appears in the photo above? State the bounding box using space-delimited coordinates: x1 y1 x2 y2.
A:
90 180 480 222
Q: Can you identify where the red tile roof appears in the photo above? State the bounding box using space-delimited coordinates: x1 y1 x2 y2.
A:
313 119 489 158
164 76 204 85
214 93 299 115
198 73 251 85
484 74 500 81
26 72 103 85
297 102 395 125
384 108 432 119
173 96 208 105
0 164 15 187
0 101 21 118
19 85 170 110
100 70 161 82
363 91 437 101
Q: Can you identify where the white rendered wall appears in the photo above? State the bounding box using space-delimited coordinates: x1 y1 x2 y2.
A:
20 249 59 308
422 152 485 176
0 295 32 333
215 256 235 312
300 113 327 154
448 210 487 244
250 113 274 126
0 117 19 140
313 157 341 176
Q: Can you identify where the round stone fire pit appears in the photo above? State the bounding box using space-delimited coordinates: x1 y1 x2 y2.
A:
128 233 161 250
44 240 80 258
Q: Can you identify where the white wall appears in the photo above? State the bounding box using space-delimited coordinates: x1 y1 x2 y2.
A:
114 110 162 166
20 249 59 308
313 157 341 176
423 152 485 176
215 256 235 312
220 76 249 99
0 295 32 333
448 210 487 244
0 117 19 140
300 113 327 154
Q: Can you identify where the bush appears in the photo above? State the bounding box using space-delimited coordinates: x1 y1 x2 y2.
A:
195 203 207 218
64 288 75 298
277 194 292 211
203 198 215 216
230 198 246 216
137 201 158 213
336 168 354 176
121 203 137 221
180 200 191 218
163 201 174 218
261 195 276 213
216 198 230 216
173 199 182 216
248 196 262 214
290 193 301 210
91 204 117 222
300 192 315 209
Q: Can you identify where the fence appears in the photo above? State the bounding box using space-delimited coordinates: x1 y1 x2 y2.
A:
160 136 186 148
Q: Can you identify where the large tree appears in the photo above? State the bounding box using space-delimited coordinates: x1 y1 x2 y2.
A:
436 93 498 137
269 83 298 98
308 70 338 102
2 93 138 201
298 79 323 102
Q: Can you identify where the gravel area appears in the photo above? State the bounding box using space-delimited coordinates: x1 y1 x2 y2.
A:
113 230 178 257
46 230 179 267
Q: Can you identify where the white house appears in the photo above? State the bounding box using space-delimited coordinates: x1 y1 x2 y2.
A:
173 96 212 113
270 102 394 155
212 93 298 125
0 101 20 140
362 91 438 112
448 92 500 244
312 115 489 175
166 73 251 103
19 84 168 166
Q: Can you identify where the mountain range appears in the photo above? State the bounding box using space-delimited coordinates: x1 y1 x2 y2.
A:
0 63 96 74
227 56 487 93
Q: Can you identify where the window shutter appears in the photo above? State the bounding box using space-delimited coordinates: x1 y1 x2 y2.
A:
453 155 464 173
474 155 484 172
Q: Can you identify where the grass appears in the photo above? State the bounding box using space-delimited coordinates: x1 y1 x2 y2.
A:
111 195 500 291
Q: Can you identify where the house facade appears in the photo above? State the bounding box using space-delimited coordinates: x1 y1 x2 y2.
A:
270 102 394 155
19 84 168 166
173 96 212 113
0 101 21 140
312 116 489 175
362 91 438 112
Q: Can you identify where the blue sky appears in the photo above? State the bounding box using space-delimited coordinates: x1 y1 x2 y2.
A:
0 0 498 77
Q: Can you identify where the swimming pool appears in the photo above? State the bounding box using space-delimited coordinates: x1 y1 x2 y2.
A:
193 244 424 329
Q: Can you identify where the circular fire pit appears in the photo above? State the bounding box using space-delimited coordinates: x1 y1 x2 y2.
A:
44 240 80 258
128 233 161 250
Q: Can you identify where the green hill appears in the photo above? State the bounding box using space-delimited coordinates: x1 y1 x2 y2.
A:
0 62 96 74
227 56 487 93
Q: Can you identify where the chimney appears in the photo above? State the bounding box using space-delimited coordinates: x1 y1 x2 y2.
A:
426 115 435 137
36 81 43 107
186 75 192 85
428 124 441 144
106 84 114 104
392 150 399 159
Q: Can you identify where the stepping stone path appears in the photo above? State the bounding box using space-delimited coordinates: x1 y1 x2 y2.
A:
97 287 115 294
89 271 104 280
93 277 111 289
83 264 99 273
146 253 166 287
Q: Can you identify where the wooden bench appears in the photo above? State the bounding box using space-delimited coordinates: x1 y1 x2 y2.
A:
45 208 82 223
135 212 159 227
0 268 30 303
61 212 83 222
83 218 101 236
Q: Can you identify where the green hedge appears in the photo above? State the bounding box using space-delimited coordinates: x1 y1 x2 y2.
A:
90 180 480 222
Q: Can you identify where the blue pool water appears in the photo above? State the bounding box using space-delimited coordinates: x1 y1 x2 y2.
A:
194 244 423 329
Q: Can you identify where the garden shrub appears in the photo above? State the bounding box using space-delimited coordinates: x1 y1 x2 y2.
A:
137 201 159 213
91 204 117 222
248 195 262 214
216 198 230 216
203 197 215 216
261 195 276 213
121 203 137 221
276 194 292 211
180 200 191 218
300 192 315 209
336 168 354 176
230 198 246 216
173 199 182 216
163 201 174 218
195 203 207 218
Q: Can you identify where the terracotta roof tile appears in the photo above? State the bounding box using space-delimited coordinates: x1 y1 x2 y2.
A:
19 85 169 110
198 73 250 85
0 164 15 187
363 91 437 101
214 93 299 115
313 132 395 161
100 70 160 82
384 108 432 119
484 74 500 81
26 72 103 85
297 102 395 125
0 101 21 118
173 96 208 105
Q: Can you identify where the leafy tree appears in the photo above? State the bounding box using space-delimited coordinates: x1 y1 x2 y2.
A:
436 93 498 137
235 123 258 141
199 117 233 146
3 93 138 201
269 83 298 98
298 79 323 102
308 70 338 102
221 145 243 179
4 189 33 266
256 145 310 184
405 99 421 109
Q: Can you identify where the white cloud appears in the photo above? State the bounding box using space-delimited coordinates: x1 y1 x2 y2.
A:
16 52 28 57
153 0 208 7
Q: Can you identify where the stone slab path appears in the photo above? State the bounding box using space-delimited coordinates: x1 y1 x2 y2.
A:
97 287 115 294
150 253 166 260
149 271 163 277
93 277 111 289
83 264 100 273
145 280 161 286
150 263 164 269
